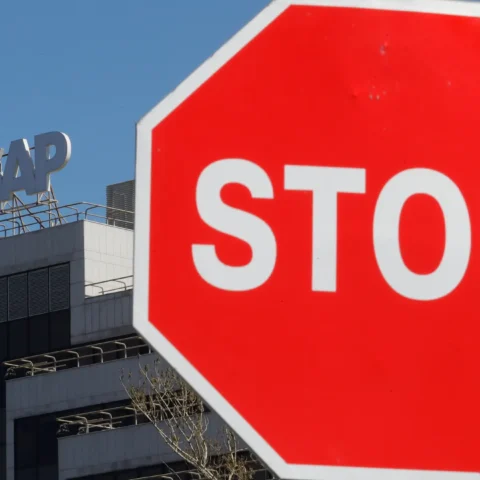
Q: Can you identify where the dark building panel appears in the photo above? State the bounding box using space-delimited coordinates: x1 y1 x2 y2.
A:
15 417 37 470
49 310 71 351
49 264 70 312
28 314 50 356
0 325 7 364
8 274 28 321
1 262 71 480
0 278 7 324
8 319 29 359
28 269 49 317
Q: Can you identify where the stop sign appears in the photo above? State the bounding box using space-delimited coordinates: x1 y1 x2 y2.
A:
133 1 480 478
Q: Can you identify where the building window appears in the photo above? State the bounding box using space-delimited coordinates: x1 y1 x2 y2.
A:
28 314 50 356
15 401 135 480
0 263 71 360
4 264 71 480
0 263 70 322
48 310 70 351
0 277 7 323
8 318 29 359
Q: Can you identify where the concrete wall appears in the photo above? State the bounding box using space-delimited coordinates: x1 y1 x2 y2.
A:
71 221 134 345
0 222 86 325
83 222 133 297
0 221 85 277
71 290 134 345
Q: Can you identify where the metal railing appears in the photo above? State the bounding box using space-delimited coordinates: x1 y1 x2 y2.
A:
85 274 134 297
0 201 134 237
3 335 151 379
57 393 204 437
57 403 149 436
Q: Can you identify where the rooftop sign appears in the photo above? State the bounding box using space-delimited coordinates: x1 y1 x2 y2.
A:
0 131 71 202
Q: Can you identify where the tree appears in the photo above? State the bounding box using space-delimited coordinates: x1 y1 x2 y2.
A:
121 356 273 480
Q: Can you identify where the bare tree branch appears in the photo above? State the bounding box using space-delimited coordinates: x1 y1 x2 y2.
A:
120 357 273 480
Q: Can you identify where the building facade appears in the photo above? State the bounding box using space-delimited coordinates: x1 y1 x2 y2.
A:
0 182 268 480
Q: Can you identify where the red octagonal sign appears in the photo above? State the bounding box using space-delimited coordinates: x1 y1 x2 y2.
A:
134 1 480 479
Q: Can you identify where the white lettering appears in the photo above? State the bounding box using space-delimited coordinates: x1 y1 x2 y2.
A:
0 132 71 202
0 139 36 202
192 159 276 291
373 168 471 301
34 132 71 192
284 166 366 292
193 161 471 300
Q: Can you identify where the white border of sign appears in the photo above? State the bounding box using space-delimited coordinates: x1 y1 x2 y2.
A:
134 1 480 479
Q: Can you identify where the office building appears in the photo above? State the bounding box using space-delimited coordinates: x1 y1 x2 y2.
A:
0 180 246 480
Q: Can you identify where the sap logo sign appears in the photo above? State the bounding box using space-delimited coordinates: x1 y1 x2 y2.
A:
0 131 71 202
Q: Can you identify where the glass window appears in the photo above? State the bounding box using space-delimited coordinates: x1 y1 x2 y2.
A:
28 314 49 356
0 277 7 323
8 274 28 321
15 417 37 469
28 269 49 317
0 408 6 438
49 310 70 351
0 263 71 334
0 322 8 362
8 319 29 359
116 471 136 480
38 464 57 480
0 443 6 478
14 468 37 480
37 416 57 465
0 376 6 408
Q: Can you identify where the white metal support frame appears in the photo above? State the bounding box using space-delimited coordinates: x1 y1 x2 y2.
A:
133 1 480 479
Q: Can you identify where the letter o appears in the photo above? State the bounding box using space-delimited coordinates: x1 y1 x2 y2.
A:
373 168 471 301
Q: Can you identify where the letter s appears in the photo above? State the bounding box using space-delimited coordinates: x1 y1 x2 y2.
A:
192 159 276 291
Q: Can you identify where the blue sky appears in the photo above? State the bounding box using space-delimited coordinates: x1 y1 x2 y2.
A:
0 0 270 206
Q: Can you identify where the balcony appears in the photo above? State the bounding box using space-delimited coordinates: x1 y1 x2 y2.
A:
56 386 205 437
57 413 227 480
57 403 149 437
3 335 150 380
4 336 155 420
